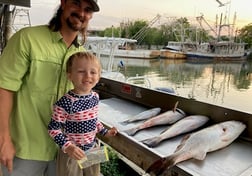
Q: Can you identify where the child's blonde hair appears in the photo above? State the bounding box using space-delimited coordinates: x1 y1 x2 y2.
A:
66 52 101 75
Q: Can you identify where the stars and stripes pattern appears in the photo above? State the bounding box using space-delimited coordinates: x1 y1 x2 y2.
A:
48 90 107 151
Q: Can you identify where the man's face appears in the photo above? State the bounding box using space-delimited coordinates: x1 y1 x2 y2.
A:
61 0 94 31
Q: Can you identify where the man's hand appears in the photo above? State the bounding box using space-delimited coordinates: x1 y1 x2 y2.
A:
0 89 15 173
0 135 16 173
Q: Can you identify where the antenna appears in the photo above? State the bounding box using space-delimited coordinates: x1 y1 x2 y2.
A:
216 0 225 7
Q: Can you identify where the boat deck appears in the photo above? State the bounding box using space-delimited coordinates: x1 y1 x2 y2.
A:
98 97 252 176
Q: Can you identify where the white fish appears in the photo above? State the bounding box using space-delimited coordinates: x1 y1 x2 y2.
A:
119 107 161 125
141 115 209 148
123 108 186 136
147 120 246 176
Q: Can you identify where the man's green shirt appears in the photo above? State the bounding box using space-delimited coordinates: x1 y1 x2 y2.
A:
0 25 84 160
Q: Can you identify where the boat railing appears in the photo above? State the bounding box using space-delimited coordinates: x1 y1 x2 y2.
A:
86 37 154 89
126 74 151 88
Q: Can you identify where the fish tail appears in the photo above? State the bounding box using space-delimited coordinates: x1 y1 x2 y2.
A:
141 137 161 148
147 155 177 175
123 127 139 136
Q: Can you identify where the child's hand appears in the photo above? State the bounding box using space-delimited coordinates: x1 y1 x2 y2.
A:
64 144 85 160
105 127 118 136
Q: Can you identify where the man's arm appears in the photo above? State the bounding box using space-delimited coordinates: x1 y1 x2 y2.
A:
0 88 16 173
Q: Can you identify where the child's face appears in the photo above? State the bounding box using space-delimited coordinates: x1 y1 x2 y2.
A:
67 57 100 94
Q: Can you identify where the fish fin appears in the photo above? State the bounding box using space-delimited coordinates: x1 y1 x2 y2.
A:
172 101 179 112
160 126 171 134
119 120 130 125
141 136 161 148
175 108 186 116
174 134 190 152
147 156 176 176
119 120 129 125
194 150 207 160
123 127 139 136
181 134 191 141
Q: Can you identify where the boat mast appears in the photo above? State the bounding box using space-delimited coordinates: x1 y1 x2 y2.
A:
196 14 218 39
217 13 223 41
216 0 235 42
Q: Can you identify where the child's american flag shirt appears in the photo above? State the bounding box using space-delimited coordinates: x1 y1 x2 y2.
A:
48 90 107 152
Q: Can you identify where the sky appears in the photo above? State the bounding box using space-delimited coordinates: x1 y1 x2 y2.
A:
24 0 251 30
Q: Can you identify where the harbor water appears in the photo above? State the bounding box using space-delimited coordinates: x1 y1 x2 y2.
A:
99 56 252 114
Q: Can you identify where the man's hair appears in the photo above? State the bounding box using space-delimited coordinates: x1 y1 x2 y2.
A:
66 52 101 74
48 6 87 44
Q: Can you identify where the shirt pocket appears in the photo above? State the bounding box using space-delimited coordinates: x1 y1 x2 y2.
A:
27 56 63 94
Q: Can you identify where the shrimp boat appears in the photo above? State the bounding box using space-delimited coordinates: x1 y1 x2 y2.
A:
185 41 246 60
160 41 186 59
95 78 252 176
160 41 197 59
185 8 247 60
85 36 160 59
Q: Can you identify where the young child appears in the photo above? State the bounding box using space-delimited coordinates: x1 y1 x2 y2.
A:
48 52 117 176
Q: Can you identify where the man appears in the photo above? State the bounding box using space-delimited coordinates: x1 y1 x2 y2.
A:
0 0 99 175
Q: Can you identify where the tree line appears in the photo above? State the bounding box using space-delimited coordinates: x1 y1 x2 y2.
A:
96 17 252 49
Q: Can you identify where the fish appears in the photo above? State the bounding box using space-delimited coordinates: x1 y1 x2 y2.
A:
119 107 161 125
141 115 209 148
146 120 246 176
123 105 186 136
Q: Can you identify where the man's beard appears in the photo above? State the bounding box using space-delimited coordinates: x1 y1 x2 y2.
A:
66 13 85 31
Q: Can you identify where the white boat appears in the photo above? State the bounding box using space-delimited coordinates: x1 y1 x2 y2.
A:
185 41 246 60
85 36 160 59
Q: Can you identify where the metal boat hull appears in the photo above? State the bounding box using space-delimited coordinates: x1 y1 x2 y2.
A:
160 49 186 59
95 78 252 176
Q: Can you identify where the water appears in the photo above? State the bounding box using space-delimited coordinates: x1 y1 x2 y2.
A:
99 56 252 114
